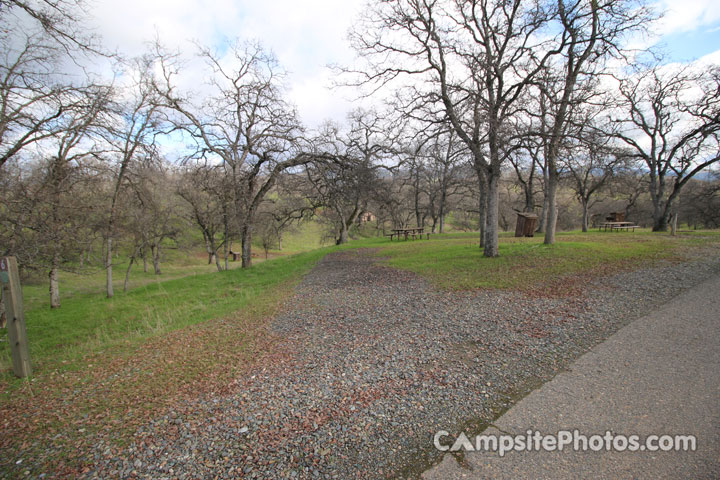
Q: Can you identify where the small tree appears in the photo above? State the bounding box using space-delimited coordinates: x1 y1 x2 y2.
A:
305 111 388 244
99 56 163 298
564 126 623 232
177 164 228 271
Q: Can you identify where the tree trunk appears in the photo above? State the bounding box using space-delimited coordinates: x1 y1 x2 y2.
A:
653 202 670 232
224 241 229 271
524 184 534 213
214 249 222 272
142 247 148 273
544 171 559 245
49 252 60 309
106 157 129 298
648 172 666 232
484 172 500 257
438 195 446 234
477 172 488 248
670 213 678 236
338 221 349 245
414 173 422 228
152 245 161 275
537 190 548 234
241 225 252 268
278 233 283 251
203 233 214 264
123 256 135 292
106 236 114 298
581 197 589 233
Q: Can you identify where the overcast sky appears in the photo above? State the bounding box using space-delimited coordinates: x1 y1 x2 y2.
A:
87 0 720 128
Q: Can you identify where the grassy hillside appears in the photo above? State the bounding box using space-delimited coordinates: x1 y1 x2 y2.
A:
2 248 329 378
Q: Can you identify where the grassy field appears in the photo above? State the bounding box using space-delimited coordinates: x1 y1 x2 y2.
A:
4 248 331 377
362 229 720 290
8 226 719 375
1 223 719 473
21 220 332 308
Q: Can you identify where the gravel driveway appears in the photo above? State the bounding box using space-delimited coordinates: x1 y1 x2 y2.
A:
86 247 720 479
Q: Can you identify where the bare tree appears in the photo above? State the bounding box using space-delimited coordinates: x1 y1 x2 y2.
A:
0 0 102 55
122 160 181 290
681 172 720 229
0 85 106 307
177 165 227 271
154 41 312 267
535 0 651 244
372 169 416 231
351 0 651 251
422 128 469 233
100 57 163 298
305 110 393 244
255 190 312 257
613 65 720 231
43 87 107 306
349 0 578 256
564 124 623 231
508 138 541 214
405 146 428 229
0 29 71 171
306 133 370 243
0 1 106 173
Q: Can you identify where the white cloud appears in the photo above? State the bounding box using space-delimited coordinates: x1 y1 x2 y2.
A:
88 0 366 128
696 48 720 65
88 0 720 130
657 0 720 35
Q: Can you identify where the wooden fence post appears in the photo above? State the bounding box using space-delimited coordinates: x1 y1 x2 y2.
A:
1 257 32 378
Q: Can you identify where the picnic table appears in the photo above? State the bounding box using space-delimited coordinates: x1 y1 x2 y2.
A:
598 221 640 232
387 227 431 241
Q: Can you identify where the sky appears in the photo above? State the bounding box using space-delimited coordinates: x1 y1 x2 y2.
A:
86 0 720 129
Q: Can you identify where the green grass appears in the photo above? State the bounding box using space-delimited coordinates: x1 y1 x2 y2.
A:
4 225 720 380
0 244 333 474
22 220 336 308
354 229 720 290
11 227 720 374
2 247 330 375
24 252 218 306
263 220 332 254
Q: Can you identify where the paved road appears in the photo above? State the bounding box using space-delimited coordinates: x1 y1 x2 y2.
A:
423 274 720 480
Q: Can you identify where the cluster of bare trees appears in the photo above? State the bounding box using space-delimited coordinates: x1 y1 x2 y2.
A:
1 0 719 310
0 2 319 307
347 0 720 254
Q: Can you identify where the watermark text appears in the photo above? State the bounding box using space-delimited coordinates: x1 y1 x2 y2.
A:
434 430 696 457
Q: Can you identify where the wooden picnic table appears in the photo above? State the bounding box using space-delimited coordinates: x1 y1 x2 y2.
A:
388 227 430 241
598 221 639 232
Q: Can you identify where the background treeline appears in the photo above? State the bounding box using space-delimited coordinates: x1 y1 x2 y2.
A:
1 0 719 309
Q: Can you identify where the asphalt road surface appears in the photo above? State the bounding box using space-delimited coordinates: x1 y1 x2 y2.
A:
423 274 720 480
